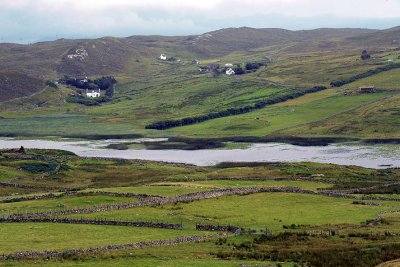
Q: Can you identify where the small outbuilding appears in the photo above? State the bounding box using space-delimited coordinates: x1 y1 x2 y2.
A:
358 86 375 93
160 54 167 60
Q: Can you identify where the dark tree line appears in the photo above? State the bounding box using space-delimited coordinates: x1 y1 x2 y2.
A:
145 86 327 130
330 63 400 87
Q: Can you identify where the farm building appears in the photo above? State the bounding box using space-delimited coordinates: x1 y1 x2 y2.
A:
226 68 235 76
86 89 101 98
225 63 233 68
160 54 167 60
358 86 375 93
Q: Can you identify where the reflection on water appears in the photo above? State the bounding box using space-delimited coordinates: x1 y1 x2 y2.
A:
0 138 399 169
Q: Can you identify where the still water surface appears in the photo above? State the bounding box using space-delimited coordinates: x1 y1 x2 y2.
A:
0 138 399 169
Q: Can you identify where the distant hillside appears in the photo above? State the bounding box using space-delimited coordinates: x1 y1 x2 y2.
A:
0 38 142 78
183 27 377 57
55 37 141 76
0 71 44 102
344 26 400 48
0 26 398 102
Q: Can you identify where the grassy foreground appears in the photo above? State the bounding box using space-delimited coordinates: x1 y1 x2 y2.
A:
0 149 399 266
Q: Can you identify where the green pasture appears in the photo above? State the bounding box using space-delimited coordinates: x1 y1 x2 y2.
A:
342 67 400 90
89 185 212 197
0 223 205 254
68 192 398 231
86 179 332 197
282 94 400 138
2 240 288 267
150 179 333 190
0 195 135 215
167 89 388 137
0 165 30 183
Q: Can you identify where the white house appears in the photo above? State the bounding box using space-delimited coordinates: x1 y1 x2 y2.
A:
226 68 235 76
225 63 233 68
160 54 167 60
86 89 101 98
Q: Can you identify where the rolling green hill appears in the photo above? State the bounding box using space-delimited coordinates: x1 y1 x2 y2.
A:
0 26 399 139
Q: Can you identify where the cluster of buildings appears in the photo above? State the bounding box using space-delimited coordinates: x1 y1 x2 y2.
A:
159 53 236 76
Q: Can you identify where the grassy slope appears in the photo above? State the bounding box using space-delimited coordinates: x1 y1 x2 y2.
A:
0 195 135 215
0 71 44 102
281 94 400 138
0 151 399 266
0 30 398 138
87 180 332 197
0 223 204 253
5 241 279 267
68 192 398 231
166 89 389 137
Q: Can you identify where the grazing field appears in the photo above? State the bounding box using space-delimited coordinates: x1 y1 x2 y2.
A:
1 26 400 266
0 150 399 266
344 67 400 90
282 94 400 138
67 192 396 230
0 195 135 215
3 241 282 267
89 180 333 196
167 90 389 137
0 223 203 254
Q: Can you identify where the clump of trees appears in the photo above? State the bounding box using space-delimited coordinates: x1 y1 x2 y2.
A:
60 76 116 97
145 86 327 130
202 60 269 77
60 76 96 90
361 50 371 60
94 76 116 97
61 75 117 105
233 65 245 75
245 61 268 71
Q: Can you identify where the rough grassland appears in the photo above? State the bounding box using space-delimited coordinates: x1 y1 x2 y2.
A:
345 68 400 90
167 90 388 137
282 94 400 138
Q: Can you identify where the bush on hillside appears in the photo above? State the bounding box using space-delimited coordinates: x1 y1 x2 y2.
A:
361 50 371 60
45 80 58 88
66 95 112 106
